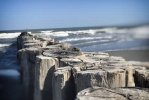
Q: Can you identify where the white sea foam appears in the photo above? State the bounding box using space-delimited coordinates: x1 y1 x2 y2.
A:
39 26 148 44
60 37 102 42
0 32 21 48
41 31 69 37
60 36 112 42
129 26 149 39
101 26 149 39
73 39 111 46
40 29 100 37
0 32 21 39
0 26 148 48
0 44 10 48
39 26 149 40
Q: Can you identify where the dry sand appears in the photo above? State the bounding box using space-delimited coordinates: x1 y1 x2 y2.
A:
106 49 149 61
1 47 148 62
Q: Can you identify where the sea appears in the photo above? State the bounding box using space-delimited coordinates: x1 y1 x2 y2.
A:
1 25 149 51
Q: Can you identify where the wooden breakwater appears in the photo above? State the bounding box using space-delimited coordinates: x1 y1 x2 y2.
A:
17 32 149 100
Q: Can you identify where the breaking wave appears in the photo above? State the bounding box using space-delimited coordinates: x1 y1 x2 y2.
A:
59 36 113 42
0 32 21 48
38 25 149 51
0 25 149 51
0 32 21 39
40 25 149 40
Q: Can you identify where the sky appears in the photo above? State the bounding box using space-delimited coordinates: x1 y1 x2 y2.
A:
0 0 149 30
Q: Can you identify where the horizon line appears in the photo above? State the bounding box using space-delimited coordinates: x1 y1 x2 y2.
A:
0 23 149 33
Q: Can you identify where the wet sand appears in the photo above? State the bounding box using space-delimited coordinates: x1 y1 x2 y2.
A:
106 49 149 61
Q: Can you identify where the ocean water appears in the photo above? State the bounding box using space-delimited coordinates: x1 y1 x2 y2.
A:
34 25 149 52
0 33 22 100
1 25 149 51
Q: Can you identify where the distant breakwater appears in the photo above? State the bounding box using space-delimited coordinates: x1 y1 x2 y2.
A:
17 32 149 100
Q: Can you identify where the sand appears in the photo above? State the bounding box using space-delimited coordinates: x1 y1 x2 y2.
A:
106 49 149 61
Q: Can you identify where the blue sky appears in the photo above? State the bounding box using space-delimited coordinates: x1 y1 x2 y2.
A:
0 0 149 30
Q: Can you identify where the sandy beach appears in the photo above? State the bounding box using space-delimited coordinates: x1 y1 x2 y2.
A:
106 49 149 61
